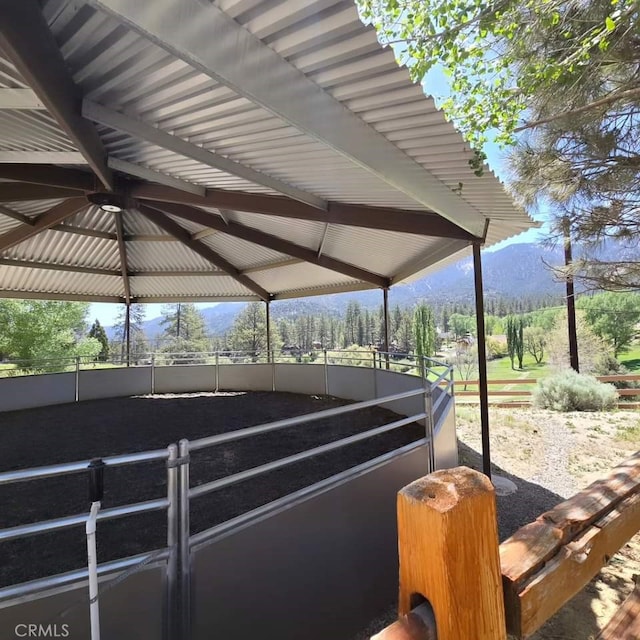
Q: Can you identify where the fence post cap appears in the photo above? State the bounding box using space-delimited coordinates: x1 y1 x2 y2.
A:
400 466 494 513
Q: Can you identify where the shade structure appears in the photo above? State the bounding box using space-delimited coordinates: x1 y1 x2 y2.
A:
0 0 536 304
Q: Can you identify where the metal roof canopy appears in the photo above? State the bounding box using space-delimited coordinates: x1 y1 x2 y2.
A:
0 0 535 304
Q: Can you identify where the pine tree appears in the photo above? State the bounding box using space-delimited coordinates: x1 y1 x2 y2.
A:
161 303 209 354
88 319 109 361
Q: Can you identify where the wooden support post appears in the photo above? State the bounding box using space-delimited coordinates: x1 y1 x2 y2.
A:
398 466 506 640
265 299 271 363
563 219 579 372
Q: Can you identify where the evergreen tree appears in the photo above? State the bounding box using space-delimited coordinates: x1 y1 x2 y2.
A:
161 303 209 353
88 319 109 361
114 303 146 359
413 303 437 361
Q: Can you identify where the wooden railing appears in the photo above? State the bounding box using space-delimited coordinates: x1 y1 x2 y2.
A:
372 452 640 640
452 373 640 408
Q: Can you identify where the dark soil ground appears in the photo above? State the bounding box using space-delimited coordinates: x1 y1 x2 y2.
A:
0 391 422 587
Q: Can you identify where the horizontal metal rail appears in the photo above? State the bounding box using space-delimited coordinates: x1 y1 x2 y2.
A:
0 498 169 543
189 388 425 451
0 548 170 607
431 388 453 415
190 413 426 498
0 448 168 486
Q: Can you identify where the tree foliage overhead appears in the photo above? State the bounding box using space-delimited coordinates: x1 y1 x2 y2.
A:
360 0 640 288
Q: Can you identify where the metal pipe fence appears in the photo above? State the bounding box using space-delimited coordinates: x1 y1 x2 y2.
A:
0 353 454 639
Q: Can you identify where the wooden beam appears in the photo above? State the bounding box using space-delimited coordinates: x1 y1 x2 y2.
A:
0 290 122 303
130 270 226 277
53 225 117 241
0 183 85 202
83 101 325 209
242 258 303 274
0 258 120 277
136 204 270 301
0 0 112 189
153 201 390 287
0 164 97 191
0 88 44 110
113 212 131 304
0 197 87 251
0 204 33 226
131 184 475 240
501 450 640 638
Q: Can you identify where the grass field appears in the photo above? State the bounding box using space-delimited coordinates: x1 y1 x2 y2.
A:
619 345 640 371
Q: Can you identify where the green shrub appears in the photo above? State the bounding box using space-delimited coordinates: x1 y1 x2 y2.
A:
486 337 508 360
533 370 618 411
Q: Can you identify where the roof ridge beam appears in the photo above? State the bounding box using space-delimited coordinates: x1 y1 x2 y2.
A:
0 197 88 251
131 184 475 240
136 204 270 300
83 101 326 210
87 0 485 235
0 0 112 189
154 200 389 288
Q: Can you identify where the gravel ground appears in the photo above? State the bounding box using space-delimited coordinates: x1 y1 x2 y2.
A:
355 406 640 640
0 391 423 587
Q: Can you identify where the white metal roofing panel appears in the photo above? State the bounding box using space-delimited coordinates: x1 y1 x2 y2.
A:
201 233 289 270
225 211 326 250
0 265 124 297
130 274 255 298
65 205 117 234
250 261 359 294
0 229 120 270
3 199 68 217
0 213 23 235
125 240 222 272
321 225 444 277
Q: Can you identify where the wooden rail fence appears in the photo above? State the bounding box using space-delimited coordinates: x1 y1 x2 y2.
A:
451 373 640 408
372 451 640 640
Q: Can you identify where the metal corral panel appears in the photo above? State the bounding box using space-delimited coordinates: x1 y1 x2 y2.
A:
191 443 429 640
0 565 165 640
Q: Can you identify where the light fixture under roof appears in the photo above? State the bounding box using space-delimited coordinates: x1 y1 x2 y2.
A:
86 192 128 213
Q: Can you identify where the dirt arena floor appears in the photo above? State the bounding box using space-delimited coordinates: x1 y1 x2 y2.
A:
0 391 422 587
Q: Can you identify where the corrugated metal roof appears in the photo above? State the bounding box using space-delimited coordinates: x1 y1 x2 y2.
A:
0 0 536 302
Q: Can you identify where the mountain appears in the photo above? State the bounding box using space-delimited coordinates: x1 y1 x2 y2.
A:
106 240 633 337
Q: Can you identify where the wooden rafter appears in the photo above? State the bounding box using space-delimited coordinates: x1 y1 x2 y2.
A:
0 164 97 191
131 183 476 241
0 197 87 252
0 258 120 277
153 201 390 288
0 183 85 202
137 204 270 301
0 1 112 189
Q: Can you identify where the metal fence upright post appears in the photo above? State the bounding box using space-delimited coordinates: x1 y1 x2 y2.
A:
215 351 219 392
323 349 329 396
271 349 276 392
422 358 436 472
166 444 179 639
151 354 156 395
75 356 80 402
178 439 191 640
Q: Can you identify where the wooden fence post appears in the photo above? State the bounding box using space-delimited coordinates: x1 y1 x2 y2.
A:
398 466 506 640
